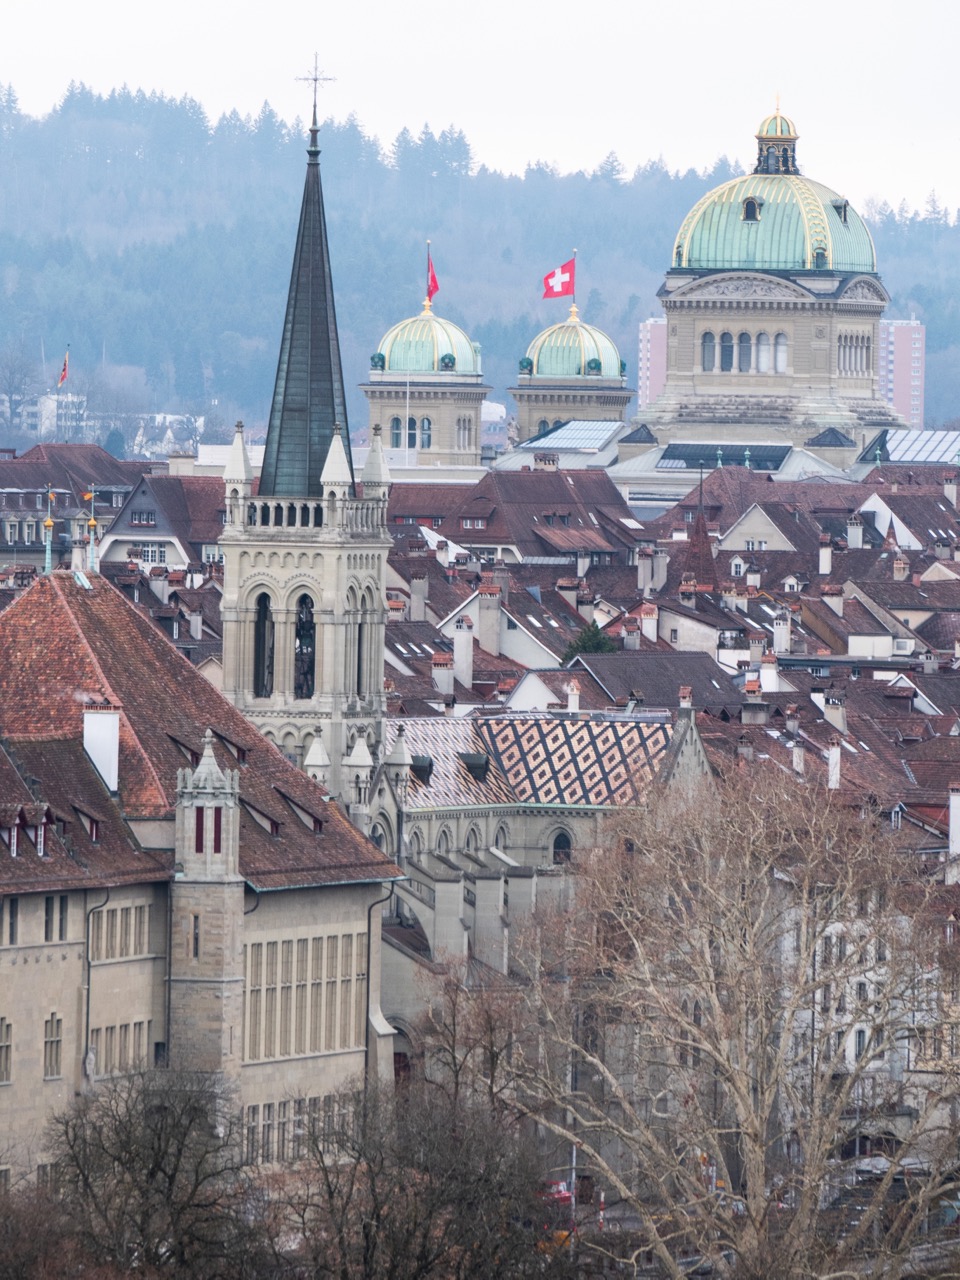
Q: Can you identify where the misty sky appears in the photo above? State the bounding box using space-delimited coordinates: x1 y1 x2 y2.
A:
4 0 956 214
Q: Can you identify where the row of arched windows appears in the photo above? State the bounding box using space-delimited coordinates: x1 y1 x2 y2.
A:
455 415 474 451
837 333 872 375
252 587 377 702
405 824 571 863
702 330 788 374
390 416 432 450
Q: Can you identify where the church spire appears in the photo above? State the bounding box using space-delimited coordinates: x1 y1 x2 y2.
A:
259 101 352 497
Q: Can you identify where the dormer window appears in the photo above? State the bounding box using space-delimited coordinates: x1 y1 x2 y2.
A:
743 198 760 222
832 199 849 225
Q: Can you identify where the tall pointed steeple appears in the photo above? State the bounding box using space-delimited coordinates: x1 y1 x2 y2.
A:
259 103 352 497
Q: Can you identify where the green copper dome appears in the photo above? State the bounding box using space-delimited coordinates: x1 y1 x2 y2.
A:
672 114 877 275
525 305 623 378
376 304 481 374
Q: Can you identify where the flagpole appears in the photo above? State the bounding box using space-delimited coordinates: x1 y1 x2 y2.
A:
573 248 578 310
426 239 431 306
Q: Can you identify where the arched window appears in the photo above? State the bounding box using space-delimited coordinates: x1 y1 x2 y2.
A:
743 198 759 222
420 417 432 450
738 332 752 373
774 332 788 373
720 332 734 373
692 1001 703 1067
390 416 402 449
679 1000 690 1066
407 417 417 450
465 827 481 854
756 332 770 373
494 824 508 851
370 822 386 850
814 248 826 269
701 332 716 372
253 593 274 698
294 594 316 700
437 828 451 856
537 418 549 434
552 831 572 864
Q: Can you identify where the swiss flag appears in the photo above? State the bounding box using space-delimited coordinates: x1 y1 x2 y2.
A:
427 254 439 302
542 258 575 299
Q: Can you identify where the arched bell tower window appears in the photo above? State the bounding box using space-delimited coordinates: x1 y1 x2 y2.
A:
720 332 734 373
294 594 316 700
774 332 788 373
407 417 417 450
253 593 274 698
701 332 716 372
743 198 760 222
390 416 402 449
420 417 432 450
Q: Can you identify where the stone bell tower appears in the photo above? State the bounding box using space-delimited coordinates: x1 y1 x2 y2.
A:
220 104 390 801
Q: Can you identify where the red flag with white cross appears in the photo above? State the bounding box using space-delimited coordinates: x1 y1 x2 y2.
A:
542 258 575 299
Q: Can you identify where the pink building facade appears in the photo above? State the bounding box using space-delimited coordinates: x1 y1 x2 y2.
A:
637 317 668 409
878 318 925 428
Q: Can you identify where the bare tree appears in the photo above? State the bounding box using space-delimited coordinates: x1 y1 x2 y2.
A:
274 1078 574 1280
0 338 41 435
49 1069 273 1278
509 771 960 1279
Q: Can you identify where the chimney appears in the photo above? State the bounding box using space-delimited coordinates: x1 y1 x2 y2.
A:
745 563 761 590
555 577 579 612
410 573 428 622
637 550 653 595
772 609 792 656
189 609 203 641
785 704 800 737
639 602 659 644
819 533 833 577
534 452 558 471
576 591 595 624
491 560 510 606
822 585 844 617
737 733 754 763
622 618 642 651
477 584 501 656
921 650 938 675
846 515 864 550
759 652 779 693
566 679 581 713
679 685 693 714
84 704 121 793
893 554 909 582
453 615 474 689
721 581 738 611
432 651 455 698
793 741 805 776
823 692 848 736
652 549 669 592
948 783 960 879
827 734 841 790
679 573 697 608
946 475 958 510
741 682 770 726
435 539 450 568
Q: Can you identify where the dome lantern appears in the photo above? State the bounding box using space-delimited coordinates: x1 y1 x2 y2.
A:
754 109 799 175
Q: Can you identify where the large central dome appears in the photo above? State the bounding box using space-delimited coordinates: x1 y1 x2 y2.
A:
672 113 877 275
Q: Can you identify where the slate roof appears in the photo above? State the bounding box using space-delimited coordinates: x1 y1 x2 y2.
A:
0 572 396 891
385 712 676 811
569 651 742 711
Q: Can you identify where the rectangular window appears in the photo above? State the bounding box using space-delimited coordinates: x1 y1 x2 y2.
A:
43 1013 62 1079
59 895 68 942
280 940 293 1057
325 937 338 1051
213 807 222 854
120 907 131 957
670 629 678 644
855 1028 866 1060
264 942 277 1058
6 899 16 946
245 1105 259 1164
192 914 200 960
118 1023 129 1072
277 1100 288 1162
105 909 117 959
44 896 54 942
0 1018 11 1083
195 807 204 853
340 936 353 1049
355 933 368 1048
292 1099 304 1160
133 1021 144 1065
134 905 148 954
103 1025 115 1074
248 943 262 1061
296 938 308 1054
310 937 323 1053
262 1102 274 1163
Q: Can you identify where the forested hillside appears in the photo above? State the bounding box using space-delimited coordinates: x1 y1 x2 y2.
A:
1 83 958 451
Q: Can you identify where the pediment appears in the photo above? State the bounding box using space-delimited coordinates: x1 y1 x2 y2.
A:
672 274 811 303
839 276 888 303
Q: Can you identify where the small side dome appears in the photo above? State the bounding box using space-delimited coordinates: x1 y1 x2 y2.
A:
756 109 797 140
523 305 623 379
375 303 481 375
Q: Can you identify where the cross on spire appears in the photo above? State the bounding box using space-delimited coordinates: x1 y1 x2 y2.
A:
296 55 335 123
